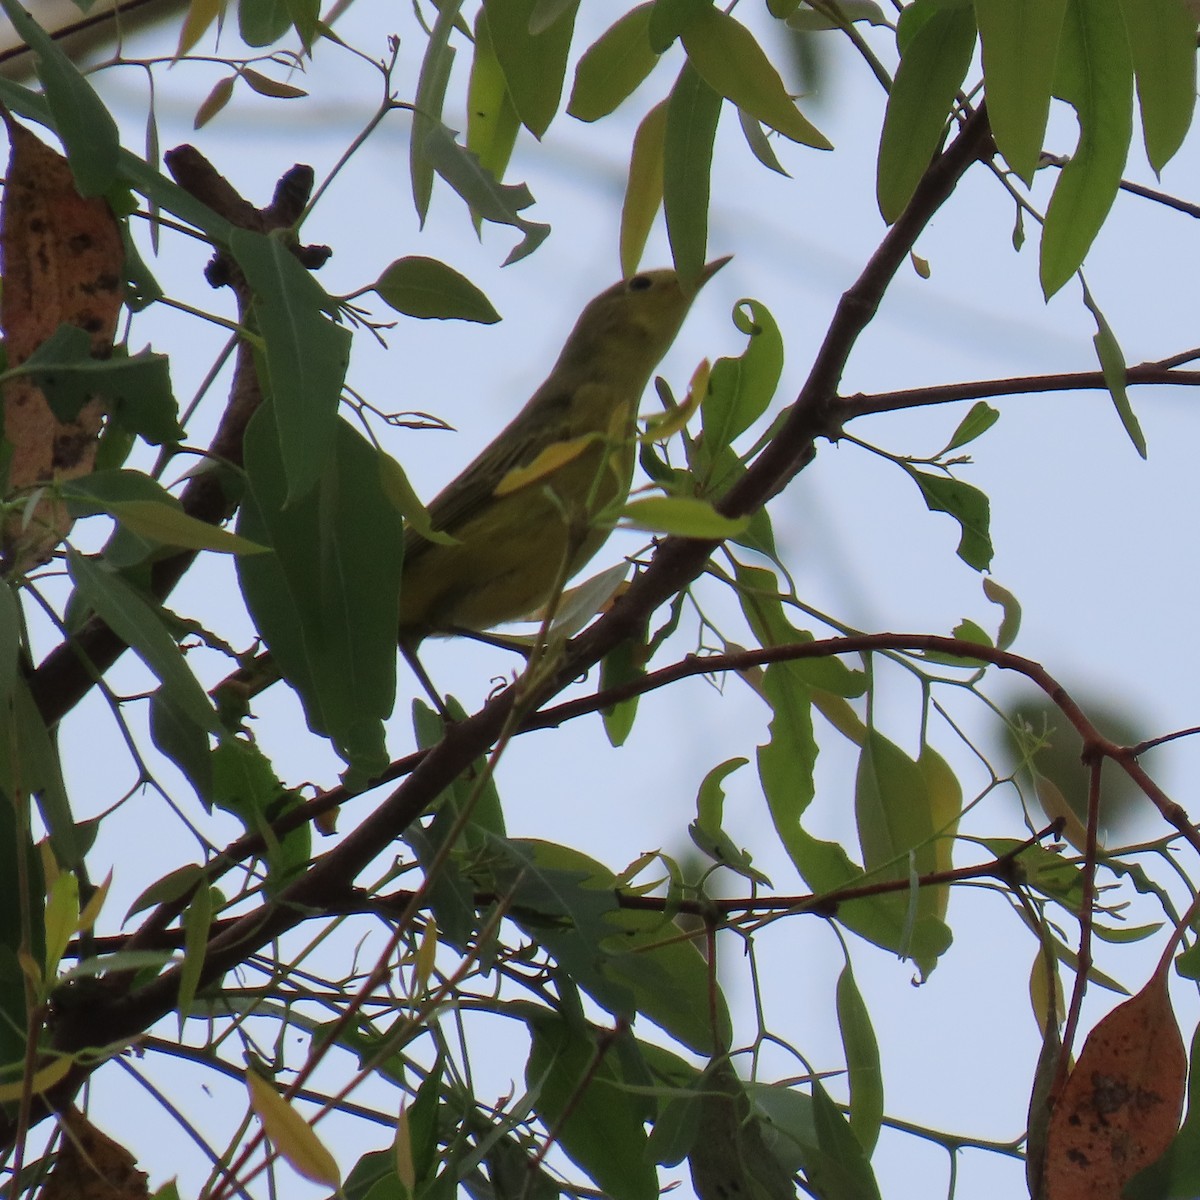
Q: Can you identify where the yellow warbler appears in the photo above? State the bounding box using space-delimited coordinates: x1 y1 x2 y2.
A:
397 258 729 641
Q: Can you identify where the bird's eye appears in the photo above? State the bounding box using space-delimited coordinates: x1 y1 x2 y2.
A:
628 274 653 291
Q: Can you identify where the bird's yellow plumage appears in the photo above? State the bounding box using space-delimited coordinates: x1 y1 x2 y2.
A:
397 258 729 641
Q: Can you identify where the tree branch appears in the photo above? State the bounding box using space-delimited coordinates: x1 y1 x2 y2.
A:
841 362 1200 420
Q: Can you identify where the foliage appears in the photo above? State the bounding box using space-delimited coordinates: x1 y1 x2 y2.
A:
0 2 1197 1200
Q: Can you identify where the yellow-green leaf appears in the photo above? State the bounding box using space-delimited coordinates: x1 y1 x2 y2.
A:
877 5 976 222
466 8 522 183
568 3 659 122
0 1055 72 1101
664 62 722 285
681 5 831 148
107 499 269 554
43 871 79 977
620 494 748 537
1039 0 1133 297
484 0 579 138
1082 281 1146 457
247 1071 341 1187
621 98 669 275
1115 0 1196 172
975 0 1069 181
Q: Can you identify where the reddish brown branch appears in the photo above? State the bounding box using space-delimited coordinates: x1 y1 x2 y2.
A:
74 818 1063 958
842 363 1200 420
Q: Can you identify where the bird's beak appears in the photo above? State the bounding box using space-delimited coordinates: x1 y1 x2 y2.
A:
701 255 733 285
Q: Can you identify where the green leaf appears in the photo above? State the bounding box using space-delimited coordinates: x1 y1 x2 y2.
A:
854 729 951 976
837 962 883 1155
808 1077 884 1199
735 561 866 697
526 1014 657 1200
149 687 214 808
403 705 496 949
403 1052 445 1188
600 634 644 747
342 1150 395 1200
981 839 1086 912
230 229 352 502
983 577 1022 649
379 453 450 547
18 326 184 445
0 581 20 711
42 870 78 980
974 0 1070 181
664 61 722 286
923 618 991 666
423 122 551 265
785 0 888 28
736 107 791 177
648 0 709 52
66 547 220 735
125 864 205 922
0 682 80 870
619 495 748 538
942 400 999 454
697 299 784 487
1040 0 1134 298
283 0 320 47
689 757 771 885
410 698 507 848
0 0 120 194
755 661 855 891
681 4 831 148
63 474 266 555
1091 921 1162 945
689 1060 797 1200
0 793 45 1069
488 836 630 1011
178 883 214 1028
749 1079 883 1199
372 257 500 323
1081 281 1146 457
410 0 459 224
877 3 976 222
917 745 961 922
1116 0 1196 172
238 411 402 782
904 466 993 571
212 737 311 888
620 99 669 276
568 3 659 122
484 0 579 138
239 0 294 46
106 501 267 555
499 838 729 1051
466 8 522 185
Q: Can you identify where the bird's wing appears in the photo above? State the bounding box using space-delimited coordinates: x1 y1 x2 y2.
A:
402 388 574 559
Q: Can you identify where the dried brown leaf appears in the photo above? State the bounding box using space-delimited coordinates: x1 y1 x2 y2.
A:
1042 968 1185 1199
0 119 124 568
40 1109 148 1200
0 117 124 567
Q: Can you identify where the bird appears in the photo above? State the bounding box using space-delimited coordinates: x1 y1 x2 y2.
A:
396 257 730 647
